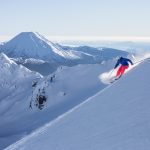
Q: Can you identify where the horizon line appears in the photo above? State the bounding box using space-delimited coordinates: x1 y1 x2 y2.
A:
1 35 150 42
46 36 150 42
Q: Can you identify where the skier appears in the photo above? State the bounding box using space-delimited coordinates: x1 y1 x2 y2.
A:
114 57 133 79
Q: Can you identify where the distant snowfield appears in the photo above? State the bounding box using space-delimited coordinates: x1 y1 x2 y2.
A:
5 55 150 150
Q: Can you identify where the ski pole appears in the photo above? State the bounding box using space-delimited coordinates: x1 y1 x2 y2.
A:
109 69 114 78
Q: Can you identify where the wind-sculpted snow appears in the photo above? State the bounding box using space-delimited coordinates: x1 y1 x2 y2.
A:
5 58 150 150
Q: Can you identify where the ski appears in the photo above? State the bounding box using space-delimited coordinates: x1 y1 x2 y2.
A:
110 76 121 83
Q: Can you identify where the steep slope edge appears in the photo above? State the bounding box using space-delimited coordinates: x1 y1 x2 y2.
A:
5 59 150 150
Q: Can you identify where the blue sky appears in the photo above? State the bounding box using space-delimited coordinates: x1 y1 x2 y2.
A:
1 0 150 41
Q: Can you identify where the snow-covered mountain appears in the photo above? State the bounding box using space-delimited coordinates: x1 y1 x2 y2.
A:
1 32 128 63
0 53 41 90
0 32 66 61
0 32 129 76
1 32 99 62
0 53 117 149
0 53 42 149
60 44 129 61
4 57 150 150
0 53 42 116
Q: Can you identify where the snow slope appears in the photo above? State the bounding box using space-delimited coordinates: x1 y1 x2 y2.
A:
0 54 116 149
30 62 114 111
6 58 150 150
0 53 41 102
0 53 42 149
